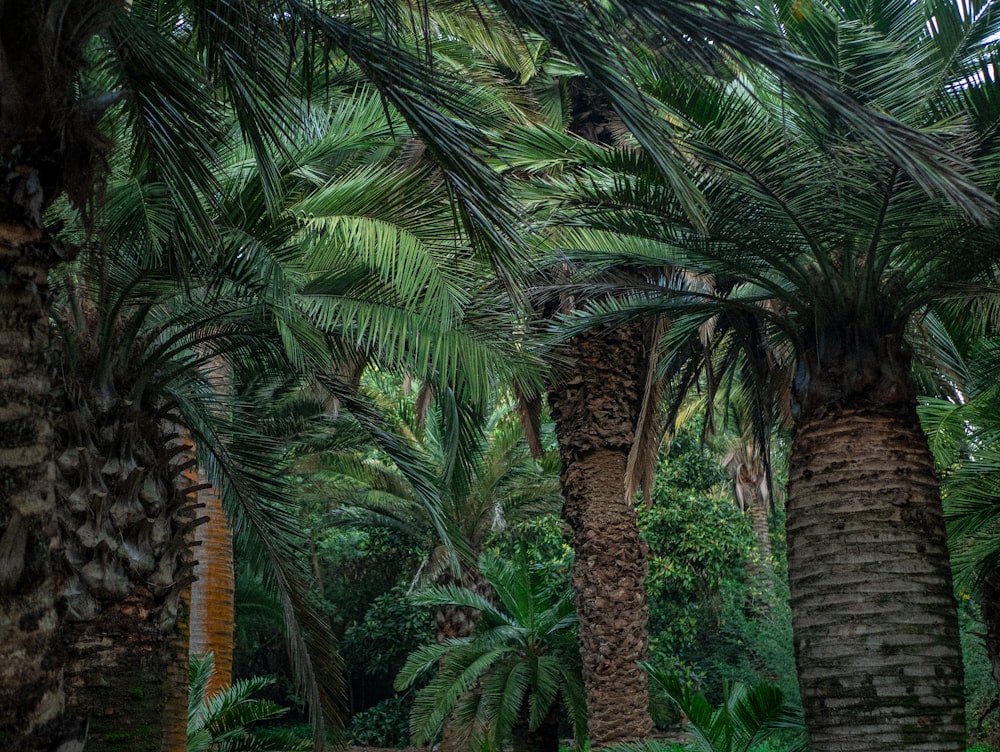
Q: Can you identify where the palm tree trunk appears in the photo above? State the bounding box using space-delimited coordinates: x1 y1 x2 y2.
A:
0 229 71 750
548 322 653 747
744 496 773 616
980 568 1000 704
747 500 772 566
1 7 114 747
58 414 202 751
188 478 236 695
434 566 492 752
787 404 965 752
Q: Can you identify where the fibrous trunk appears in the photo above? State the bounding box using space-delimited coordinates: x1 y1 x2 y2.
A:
0 4 116 747
787 405 964 751
0 227 71 750
548 322 653 746
55 398 202 751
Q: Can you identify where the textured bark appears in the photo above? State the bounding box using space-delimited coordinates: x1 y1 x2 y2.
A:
188 477 235 695
0 5 117 746
548 322 653 747
787 406 965 752
747 501 772 572
55 400 201 751
743 500 773 617
162 581 191 752
0 228 71 751
62 587 182 752
433 566 492 643
162 447 203 752
980 569 1000 705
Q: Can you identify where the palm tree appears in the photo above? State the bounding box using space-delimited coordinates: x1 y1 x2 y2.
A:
1 0 993 745
322 379 563 645
536 2 1000 748
0 2 539 741
187 653 310 752
0 2 318 744
921 338 1000 704
47 78 538 750
395 551 587 752
625 663 807 752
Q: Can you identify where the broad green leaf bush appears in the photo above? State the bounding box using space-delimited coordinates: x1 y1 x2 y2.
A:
641 476 755 705
349 695 413 747
341 585 434 684
395 551 587 751
642 662 806 752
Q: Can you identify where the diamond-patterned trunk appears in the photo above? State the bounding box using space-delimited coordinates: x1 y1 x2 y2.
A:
547 321 653 746
55 396 201 751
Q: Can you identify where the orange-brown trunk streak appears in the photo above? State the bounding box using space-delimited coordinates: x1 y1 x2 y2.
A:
188 475 235 696
787 406 964 752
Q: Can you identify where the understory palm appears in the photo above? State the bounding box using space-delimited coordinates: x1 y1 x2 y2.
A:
187 653 310 752
608 664 806 752
395 551 587 752
323 381 562 643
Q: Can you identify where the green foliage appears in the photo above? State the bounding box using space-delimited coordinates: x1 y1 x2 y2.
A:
314 526 422 632
188 653 311 752
341 586 435 682
349 696 413 747
641 663 807 752
640 420 799 715
712 574 800 712
640 480 752 674
960 596 1000 748
488 513 573 591
395 551 587 749
660 426 728 493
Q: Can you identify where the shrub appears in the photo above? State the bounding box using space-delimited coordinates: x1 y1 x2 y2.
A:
350 695 413 747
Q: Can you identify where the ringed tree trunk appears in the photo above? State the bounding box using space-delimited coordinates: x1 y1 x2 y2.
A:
736 457 774 616
787 329 965 752
547 321 653 747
